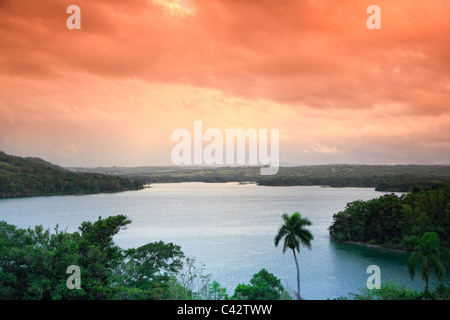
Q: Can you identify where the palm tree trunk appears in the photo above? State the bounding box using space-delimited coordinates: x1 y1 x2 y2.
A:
292 249 301 300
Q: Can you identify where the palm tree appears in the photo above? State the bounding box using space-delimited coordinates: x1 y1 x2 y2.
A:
407 232 448 291
274 212 314 300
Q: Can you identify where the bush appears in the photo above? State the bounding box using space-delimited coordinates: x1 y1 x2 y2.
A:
232 269 292 300
347 280 450 300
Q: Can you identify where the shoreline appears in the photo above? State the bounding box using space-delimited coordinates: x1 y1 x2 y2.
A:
331 238 410 253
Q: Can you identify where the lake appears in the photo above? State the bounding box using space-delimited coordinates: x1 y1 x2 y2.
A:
0 182 448 299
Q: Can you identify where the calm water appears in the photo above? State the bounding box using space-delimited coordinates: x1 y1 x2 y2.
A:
0 183 448 299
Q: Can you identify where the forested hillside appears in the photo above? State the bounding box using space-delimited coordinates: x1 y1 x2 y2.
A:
0 152 143 198
329 181 450 250
69 164 450 192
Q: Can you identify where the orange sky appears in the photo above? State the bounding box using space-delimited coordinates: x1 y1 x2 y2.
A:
1 0 449 166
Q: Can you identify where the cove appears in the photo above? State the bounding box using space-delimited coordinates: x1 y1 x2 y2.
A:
0 182 448 299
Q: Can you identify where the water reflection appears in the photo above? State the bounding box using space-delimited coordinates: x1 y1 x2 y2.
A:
0 183 449 300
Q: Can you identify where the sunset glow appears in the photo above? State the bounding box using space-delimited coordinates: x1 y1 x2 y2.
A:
1 0 449 167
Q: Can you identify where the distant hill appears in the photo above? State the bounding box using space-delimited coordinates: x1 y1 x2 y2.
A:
67 164 450 192
0 151 143 198
24 156 66 171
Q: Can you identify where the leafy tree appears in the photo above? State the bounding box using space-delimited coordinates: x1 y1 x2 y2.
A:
232 268 291 300
76 215 131 299
0 215 191 300
115 241 184 298
0 222 83 299
407 232 449 291
274 212 313 300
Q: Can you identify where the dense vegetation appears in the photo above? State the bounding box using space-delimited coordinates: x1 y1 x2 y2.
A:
329 181 450 250
233 268 291 300
69 164 450 192
1 215 448 300
0 151 142 198
342 280 450 300
0 215 290 300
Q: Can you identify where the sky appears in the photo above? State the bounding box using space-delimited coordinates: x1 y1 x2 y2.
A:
1 0 449 167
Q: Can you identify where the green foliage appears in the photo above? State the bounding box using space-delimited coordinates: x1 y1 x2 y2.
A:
407 232 449 290
433 283 450 300
0 216 187 300
0 215 232 300
116 241 184 292
0 221 84 299
349 280 423 300
208 280 229 300
329 181 450 250
275 212 314 253
347 280 450 300
0 151 142 198
232 269 292 300
76 215 132 299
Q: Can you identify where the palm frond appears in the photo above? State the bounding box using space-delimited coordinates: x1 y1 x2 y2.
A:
275 212 313 253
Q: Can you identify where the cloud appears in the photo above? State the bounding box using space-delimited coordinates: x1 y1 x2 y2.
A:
304 144 343 154
1 0 449 112
0 0 449 166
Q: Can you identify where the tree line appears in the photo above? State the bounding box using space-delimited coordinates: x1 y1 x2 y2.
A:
0 151 142 198
71 164 450 192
